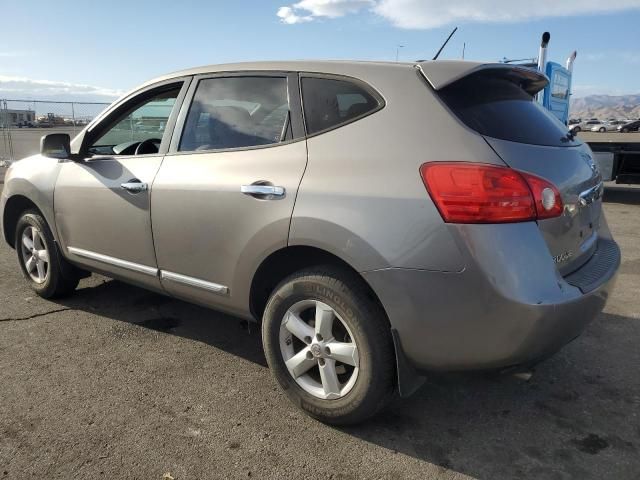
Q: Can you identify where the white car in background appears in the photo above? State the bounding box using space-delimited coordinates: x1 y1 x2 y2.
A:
591 120 627 132
571 119 601 133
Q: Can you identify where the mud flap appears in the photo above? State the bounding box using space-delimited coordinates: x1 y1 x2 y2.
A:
391 328 426 397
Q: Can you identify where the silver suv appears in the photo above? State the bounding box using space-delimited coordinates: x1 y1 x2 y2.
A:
1 61 620 424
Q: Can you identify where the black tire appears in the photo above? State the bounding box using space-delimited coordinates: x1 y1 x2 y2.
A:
572 126 581 133
599 127 606 133
15 210 79 298
262 266 395 425
621 128 629 133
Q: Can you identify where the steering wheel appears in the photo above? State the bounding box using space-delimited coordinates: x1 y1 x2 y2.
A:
135 138 162 155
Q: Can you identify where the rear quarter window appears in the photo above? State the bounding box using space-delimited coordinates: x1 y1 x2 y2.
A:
439 73 577 147
301 76 383 135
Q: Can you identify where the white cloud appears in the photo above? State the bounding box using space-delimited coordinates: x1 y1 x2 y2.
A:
277 0 375 24
582 53 606 62
571 84 632 97
277 6 314 24
0 75 124 101
277 0 640 28
582 51 640 64
294 0 375 17
618 52 640 64
374 0 640 29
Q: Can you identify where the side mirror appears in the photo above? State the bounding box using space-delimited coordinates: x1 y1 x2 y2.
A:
40 133 70 159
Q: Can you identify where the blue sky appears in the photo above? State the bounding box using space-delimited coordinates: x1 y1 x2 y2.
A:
1 0 639 101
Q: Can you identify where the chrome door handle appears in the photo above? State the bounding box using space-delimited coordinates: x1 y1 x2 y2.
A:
240 184 285 198
120 181 148 193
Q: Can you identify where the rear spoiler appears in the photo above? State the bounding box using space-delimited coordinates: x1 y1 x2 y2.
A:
416 61 549 96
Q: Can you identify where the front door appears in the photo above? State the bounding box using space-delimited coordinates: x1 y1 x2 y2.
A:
151 73 307 316
55 80 188 290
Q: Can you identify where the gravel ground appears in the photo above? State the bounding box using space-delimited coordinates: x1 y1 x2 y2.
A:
1 167 639 479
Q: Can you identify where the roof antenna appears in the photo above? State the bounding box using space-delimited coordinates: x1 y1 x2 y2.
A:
432 26 458 61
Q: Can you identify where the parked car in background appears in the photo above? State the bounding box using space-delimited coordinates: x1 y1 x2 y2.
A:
592 120 627 132
1 60 620 424
571 119 601 133
618 120 640 133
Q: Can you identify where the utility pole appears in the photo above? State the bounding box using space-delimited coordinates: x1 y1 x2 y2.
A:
395 45 404 62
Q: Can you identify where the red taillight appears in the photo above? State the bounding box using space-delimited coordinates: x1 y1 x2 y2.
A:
519 171 564 219
419 162 563 224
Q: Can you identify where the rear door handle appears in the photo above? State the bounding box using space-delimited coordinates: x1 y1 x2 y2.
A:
240 184 285 199
120 180 148 194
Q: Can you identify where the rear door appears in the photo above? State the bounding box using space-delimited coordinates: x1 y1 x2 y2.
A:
150 72 307 315
436 68 603 274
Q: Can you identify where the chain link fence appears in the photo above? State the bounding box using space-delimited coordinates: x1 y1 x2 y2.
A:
1 99 111 165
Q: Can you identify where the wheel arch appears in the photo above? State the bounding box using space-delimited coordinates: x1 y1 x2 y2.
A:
249 244 425 397
249 245 387 323
2 194 43 248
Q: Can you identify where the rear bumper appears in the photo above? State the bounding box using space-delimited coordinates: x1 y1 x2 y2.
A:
363 223 620 372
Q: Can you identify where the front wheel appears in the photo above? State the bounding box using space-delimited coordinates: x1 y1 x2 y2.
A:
15 211 79 298
599 127 606 132
621 128 629 133
262 267 395 424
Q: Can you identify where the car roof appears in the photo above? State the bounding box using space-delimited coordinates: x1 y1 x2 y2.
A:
135 59 504 91
143 60 413 85
117 59 547 105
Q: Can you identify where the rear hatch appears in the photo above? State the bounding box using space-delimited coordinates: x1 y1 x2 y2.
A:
423 63 603 275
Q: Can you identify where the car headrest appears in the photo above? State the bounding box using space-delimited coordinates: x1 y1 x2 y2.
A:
208 105 253 131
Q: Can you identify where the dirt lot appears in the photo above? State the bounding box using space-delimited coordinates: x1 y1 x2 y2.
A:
0 167 639 479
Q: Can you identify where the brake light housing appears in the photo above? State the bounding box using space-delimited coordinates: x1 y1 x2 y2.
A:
519 171 563 219
420 162 563 224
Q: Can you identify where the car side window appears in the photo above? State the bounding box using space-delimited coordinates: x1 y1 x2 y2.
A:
551 72 569 99
301 76 382 135
179 76 289 152
88 85 182 156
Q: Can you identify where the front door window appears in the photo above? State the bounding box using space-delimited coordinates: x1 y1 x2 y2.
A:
88 85 181 156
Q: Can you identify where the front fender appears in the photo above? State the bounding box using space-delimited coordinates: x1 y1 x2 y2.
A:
1 155 62 246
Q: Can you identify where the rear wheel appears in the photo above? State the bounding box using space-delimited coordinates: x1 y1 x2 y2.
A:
599 127 606 132
15 211 79 298
572 126 581 133
262 267 395 424
621 128 629 133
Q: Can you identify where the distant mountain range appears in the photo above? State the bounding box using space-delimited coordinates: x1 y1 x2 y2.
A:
570 94 640 120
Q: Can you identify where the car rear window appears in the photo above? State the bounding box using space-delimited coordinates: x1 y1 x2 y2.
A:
438 72 578 147
301 76 382 135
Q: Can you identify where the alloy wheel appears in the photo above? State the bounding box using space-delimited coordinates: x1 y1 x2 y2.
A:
279 300 359 400
20 226 50 284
